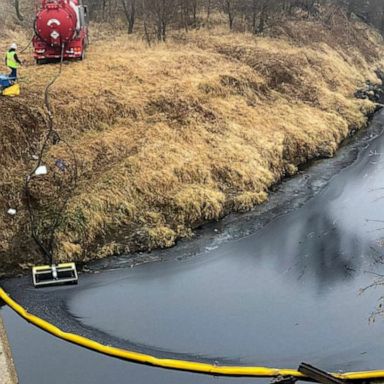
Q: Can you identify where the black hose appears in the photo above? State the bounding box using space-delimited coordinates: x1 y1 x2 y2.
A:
24 44 78 265
19 35 34 54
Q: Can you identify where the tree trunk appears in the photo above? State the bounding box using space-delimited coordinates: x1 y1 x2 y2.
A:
14 0 24 21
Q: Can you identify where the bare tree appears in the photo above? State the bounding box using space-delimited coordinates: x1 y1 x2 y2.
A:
222 0 239 29
121 0 136 33
14 0 24 21
143 0 177 41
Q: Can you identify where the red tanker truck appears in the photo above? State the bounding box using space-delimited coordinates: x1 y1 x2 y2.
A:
33 0 88 63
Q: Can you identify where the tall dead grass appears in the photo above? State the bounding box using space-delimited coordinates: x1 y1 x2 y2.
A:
0 16 383 272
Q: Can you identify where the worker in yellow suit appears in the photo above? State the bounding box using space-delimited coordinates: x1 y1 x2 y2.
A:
5 43 22 80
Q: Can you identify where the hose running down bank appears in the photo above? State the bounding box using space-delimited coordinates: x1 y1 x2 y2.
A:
24 44 78 266
1 287 384 381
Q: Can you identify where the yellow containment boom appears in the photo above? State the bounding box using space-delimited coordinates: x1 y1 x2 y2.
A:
0 286 383 381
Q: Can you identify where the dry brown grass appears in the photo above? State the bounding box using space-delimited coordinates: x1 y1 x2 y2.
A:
0 16 383 272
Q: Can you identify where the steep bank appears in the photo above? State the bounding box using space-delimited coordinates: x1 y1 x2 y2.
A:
1 15 384 274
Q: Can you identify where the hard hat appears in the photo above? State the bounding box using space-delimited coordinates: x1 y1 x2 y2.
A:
9 43 17 50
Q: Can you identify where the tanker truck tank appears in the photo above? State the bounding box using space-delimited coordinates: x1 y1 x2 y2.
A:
33 0 88 64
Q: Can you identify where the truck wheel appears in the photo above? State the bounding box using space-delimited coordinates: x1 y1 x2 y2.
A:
80 48 86 61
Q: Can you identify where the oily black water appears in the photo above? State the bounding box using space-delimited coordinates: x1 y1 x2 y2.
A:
3 111 384 383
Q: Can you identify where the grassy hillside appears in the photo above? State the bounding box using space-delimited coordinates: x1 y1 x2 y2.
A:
1 16 383 274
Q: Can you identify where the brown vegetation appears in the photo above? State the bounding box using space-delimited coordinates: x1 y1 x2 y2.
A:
0 14 383 274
